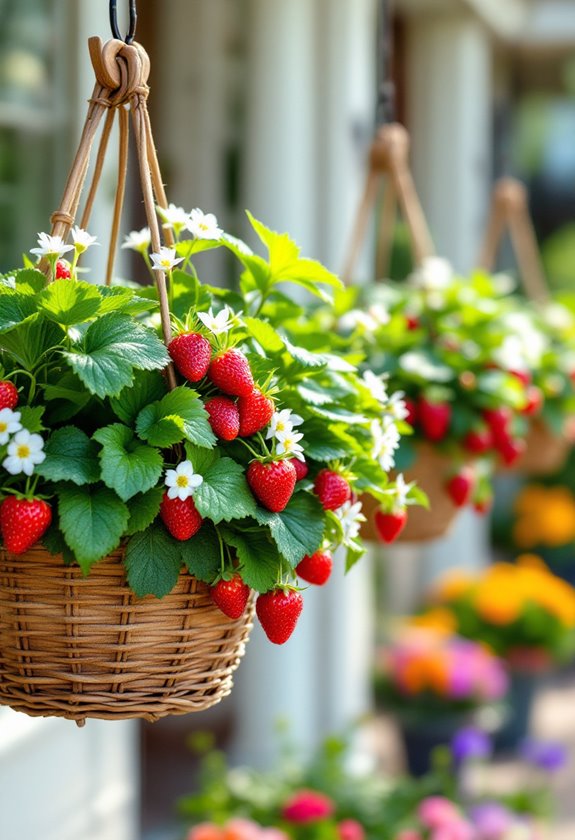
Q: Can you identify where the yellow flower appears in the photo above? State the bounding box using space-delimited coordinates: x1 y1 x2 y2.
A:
408 609 458 637
432 570 476 603
513 485 575 548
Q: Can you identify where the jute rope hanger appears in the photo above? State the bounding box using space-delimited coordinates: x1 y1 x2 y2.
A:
47 34 177 388
477 176 550 303
341 122 435 284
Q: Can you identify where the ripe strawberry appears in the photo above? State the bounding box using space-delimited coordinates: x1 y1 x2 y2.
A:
160 493 203 540
374 509 407 544
210 575 251 619
418 398 451 442
256 589 304 644
205 396 240 441
55 260 71 279
247 459 296 512
463 426 492 455
0 380 18 410
208 348 254 397
314 469 351 511
290 457 309 481
0 497 52 554
238 388 274 436
522 385 543 416
405 399 418 427
445 468 475 507
406 315 420 331
169 332 212 382
496 435 526 467
474 495 493 515
482 406 512 433
296 550 333 586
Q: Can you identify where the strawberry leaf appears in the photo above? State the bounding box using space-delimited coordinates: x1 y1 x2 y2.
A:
193 457 256 523
254 493 325 567
125 524 182 598
110 370 167 426
136 386 216 449
58 484 129 573
93 423 164 502
125 486 164 535
179 523 221 583
38 280 101 326
219 525 279 592
37 426 100 485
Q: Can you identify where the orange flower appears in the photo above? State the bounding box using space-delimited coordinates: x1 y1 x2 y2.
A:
474 567 523 626
513 485 575 548
408 609 457 636
432 570 476 603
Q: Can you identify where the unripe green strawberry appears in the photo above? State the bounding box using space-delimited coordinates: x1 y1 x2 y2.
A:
256 588 303 644
0 380 18 410
208 348 254 397
314 469 351 511
169 332 212 382
210 575 251 619
159 493 203 540
296 550 333 585
247 459 296 512
0 497 52 554
205 396 240 441
238 389 274 436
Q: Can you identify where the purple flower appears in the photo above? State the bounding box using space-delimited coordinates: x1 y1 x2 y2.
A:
520 739 567 772
451 727 492 765
469 802 514 840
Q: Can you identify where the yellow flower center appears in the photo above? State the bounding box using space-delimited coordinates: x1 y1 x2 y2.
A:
17 445 30 459
0 422 7 433
176 475 189 488
276 421 286 433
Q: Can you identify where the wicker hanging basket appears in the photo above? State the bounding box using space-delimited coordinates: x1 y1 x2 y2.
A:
0 36 255 723
361 444 461 543
514 419 570 476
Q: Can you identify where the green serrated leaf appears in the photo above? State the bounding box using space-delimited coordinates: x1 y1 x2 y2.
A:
125 486 164 535
136 386 216 448
41 522 77 565
179 523 222 583
345 542 365 573
219 525 279 592
0 314 66 369
36 426 100 485
184 442 220 474
125 524 182 598
309 405 369 424
93 423 163 502
38 280 101 326
15 269 47 295
18 405 45 433
110 370 167 425
0 292 37 333
194 457 256 523
58 484 129 573
254 492 325 566
243 316 285 354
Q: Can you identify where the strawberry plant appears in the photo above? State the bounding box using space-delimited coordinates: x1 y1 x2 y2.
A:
0 211 416 645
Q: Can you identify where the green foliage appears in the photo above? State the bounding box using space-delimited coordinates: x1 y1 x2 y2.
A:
93 423 164 501
58 484 129 573
136 386 216 448
125 524 182 597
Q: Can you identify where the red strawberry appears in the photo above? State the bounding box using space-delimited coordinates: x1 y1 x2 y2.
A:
314 469 351 511
405 399 418 427
482 406 512 433
238 389 274 436
418 398 451 442
210 575 251 619
0 497 52 554
169 333 212 382
256 589 303 644
374 508 407 543
290 457 309 481
510 369 531 387
296 550 333 586
446 468 475 507
406 315 420 331
208 348 254 397
247 460 296 512
463 426 492 455
205 396 240 441
55 260 71 279
0 381 18 410
474 496 493 515
496 435 526 467
160 493 203 540
522 385 543 416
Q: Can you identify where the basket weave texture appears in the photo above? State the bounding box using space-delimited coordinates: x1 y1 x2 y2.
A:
0 547 253 723
361 443 460 543
514 419 570 476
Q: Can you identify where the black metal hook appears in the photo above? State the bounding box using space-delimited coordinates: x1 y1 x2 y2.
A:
376 0 396 126
109 0 137 45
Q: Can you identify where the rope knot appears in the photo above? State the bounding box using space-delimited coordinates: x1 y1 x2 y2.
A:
88 37 150 109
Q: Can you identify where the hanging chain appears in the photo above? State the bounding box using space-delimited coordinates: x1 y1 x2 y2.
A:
376 0 396 126
109 0 137 45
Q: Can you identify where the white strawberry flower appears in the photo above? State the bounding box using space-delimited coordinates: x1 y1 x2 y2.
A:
371 417 400 472
165 460 203 501
157 203 190 233
385 391 409 421
409 256 453 292
71 226 98 254
150 247 184 273
266 409 304 441
30 232 74 260
338 309 378 333
338 500 366 543
0 408 22 445
187 208 223 241
122 227 151 253
275 429 305 461
391 473 415 508
197 306 235 336
3 429 45 476
362 370 388 404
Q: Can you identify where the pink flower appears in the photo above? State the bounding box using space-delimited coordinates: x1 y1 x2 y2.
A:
223 819 263 840
395 831 423 840
259 830 291 840
418 797 462 829
188 824 224 840
432 822 476 840
338 819 366 840
282 789 335 823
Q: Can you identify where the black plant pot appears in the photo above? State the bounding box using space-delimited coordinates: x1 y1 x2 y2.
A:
494 671 539 753
399 715 467 777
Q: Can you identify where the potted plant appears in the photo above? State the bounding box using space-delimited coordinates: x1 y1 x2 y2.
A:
373 628 508 776
422 556 575 749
